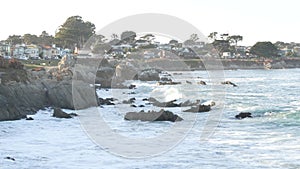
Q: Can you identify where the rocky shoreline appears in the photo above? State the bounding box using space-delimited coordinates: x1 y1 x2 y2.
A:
0 56 99 121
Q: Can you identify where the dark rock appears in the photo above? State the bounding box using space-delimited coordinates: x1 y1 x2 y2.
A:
25 116 34 120
148 97 179 107
142 98 148 101
160 77 172 81
157 81 181 85
183 105 211 112
235 112 252 119
122 98 136 104
69 113 78 117
179 100 201 107
130 105 137 107
99 98 115 105
53 108 72 118
186 80 192 84
128 84 136 89
136 68 161 81
221 81 237 87
197 81 207 85
138 105 145 107
4 156 15 161
124 109 183 122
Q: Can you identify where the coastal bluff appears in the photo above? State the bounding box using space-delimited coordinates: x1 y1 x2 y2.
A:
0 80 99 121
0 56 99 121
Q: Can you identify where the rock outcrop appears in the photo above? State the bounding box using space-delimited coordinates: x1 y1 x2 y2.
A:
53 108 72 118
0 56 100 121
124 109 183 122
235 112 252 119
183 105 211 113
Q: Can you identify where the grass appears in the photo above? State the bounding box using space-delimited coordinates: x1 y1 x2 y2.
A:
19 59 60 69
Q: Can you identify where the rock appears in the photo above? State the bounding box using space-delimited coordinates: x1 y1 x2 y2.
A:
235 112 252 119
115 62 138 81
130 105 137 107
179 100 200 107
183 105 211 112
128 84 136 89
124 109 183 122
197 81 207 85
136 68 161 81
4 156 15 161
138 105 145 107
221 81 237 87
148 97 179 107
157 81 181 85
69 113 78 117
53 108 72 118
25 116 34 120
99 98 115 105
96 67 115 88
186 80 192 84
122 98 136 104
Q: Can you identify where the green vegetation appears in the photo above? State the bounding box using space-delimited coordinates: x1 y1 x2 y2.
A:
55 16 95 49
250 42 279 58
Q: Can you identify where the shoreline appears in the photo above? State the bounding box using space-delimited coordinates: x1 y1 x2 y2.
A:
142 58 300 71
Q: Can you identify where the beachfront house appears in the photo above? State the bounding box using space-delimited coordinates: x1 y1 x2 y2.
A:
0 43 11 57
25 44 40 59
12 44 27 60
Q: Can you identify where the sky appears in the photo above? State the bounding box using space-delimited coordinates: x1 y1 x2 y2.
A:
0 0 299 46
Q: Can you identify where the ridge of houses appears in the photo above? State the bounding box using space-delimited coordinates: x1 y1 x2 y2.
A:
1 40 300 60
0 43 71 60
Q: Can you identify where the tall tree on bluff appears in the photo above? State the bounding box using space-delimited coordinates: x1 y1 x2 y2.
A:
55 16 95 49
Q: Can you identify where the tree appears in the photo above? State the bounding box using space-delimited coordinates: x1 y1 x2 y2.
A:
183 33 200 46
111 33 119 40
55 15 95 49
120 31 136 44
23 34 39 45
39 31 54 46
190 33 199 42
229 35 243 46
208 32 218 41
6 35 23 45
250 42 280 58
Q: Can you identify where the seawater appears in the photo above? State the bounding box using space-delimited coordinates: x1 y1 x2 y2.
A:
0 69 299 169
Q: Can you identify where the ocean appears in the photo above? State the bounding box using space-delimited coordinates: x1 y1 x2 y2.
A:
0 68 299 169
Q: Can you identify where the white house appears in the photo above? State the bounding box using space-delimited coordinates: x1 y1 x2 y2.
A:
25 44 40 59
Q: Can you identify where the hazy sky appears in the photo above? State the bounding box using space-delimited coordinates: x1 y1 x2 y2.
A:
1 0 299 45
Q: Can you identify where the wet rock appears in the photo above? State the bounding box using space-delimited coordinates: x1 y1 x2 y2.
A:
4 156 15 161
235 112 252 119
122 98 136 104
135 68 161 81
148 97 179 107
25 116 34 120
128 84 136 89
221 81 237 87
99 98 115 105
53 108 72 119
157 81 181 85
183 105 211 113
186 80 192 84
197 81 207 85
179 100 201 107
124 109 183 122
